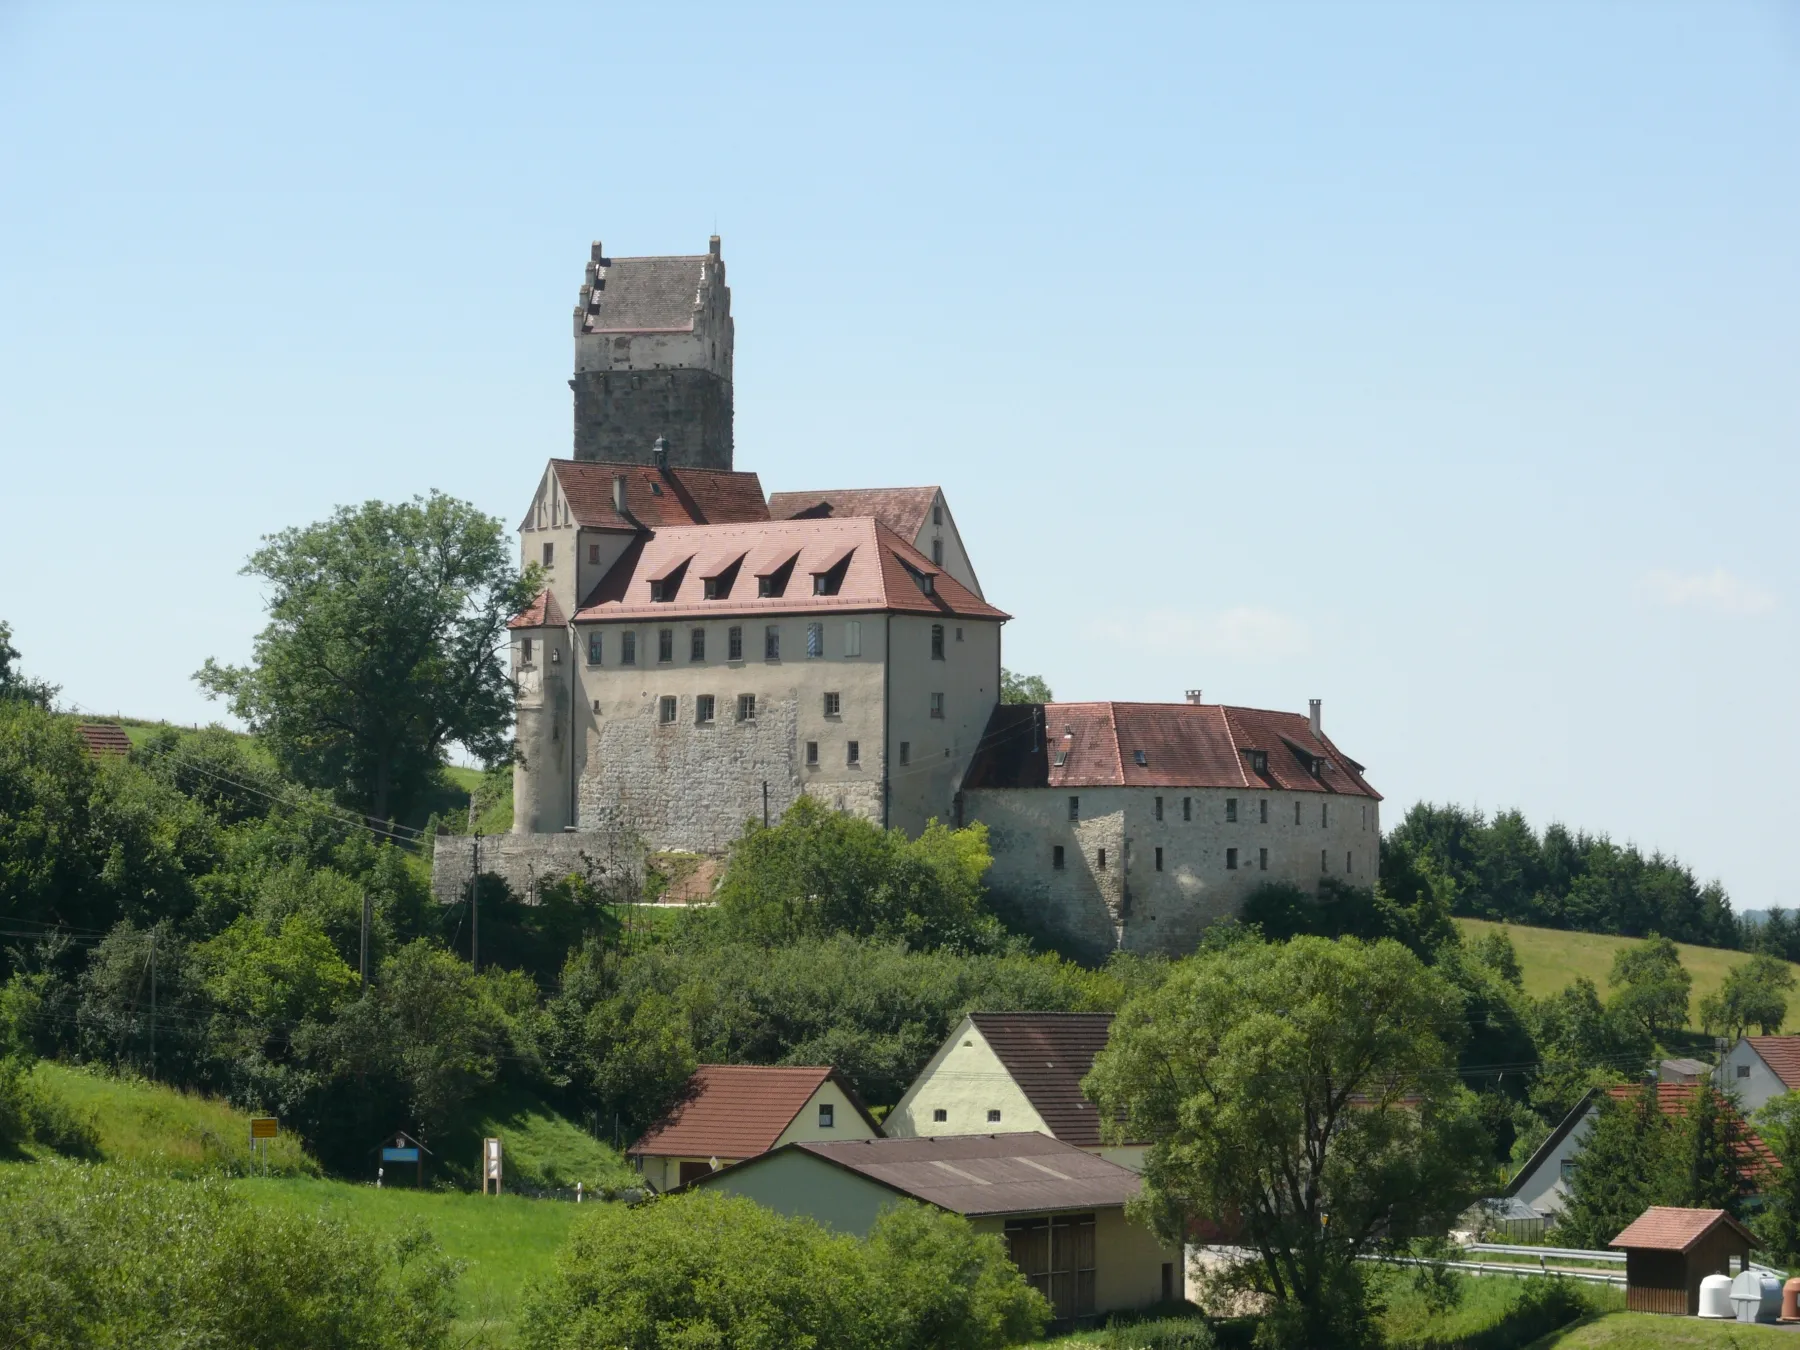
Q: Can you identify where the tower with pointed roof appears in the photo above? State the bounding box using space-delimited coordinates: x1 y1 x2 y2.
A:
571 237 734 469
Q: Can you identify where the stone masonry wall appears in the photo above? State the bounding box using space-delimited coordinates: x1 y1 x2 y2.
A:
571 369 732 468
430 831 639 905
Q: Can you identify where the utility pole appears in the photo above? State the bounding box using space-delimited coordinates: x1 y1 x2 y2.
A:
360 891 372 991
762 780 769 829
148 930 156 1082
471 831 481 972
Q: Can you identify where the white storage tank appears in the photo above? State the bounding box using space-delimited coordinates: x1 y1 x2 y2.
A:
1699 1273 1734 1319
1729 1269 1781 1323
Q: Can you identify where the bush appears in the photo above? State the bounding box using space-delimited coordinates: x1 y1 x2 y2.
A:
1097 1313 1216 1349
0 1163 458 1348
518 1190 1048 1350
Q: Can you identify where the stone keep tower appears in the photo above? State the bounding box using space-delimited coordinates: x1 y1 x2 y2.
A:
570 236 734 469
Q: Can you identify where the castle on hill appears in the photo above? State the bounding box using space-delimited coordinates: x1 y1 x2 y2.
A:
432 236 1381 957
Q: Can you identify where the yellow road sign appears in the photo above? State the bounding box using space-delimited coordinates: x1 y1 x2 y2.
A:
249 1116 278 1140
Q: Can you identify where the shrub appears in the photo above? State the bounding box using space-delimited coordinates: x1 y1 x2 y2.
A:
0 1163 457 1348
518 1191 1048 1350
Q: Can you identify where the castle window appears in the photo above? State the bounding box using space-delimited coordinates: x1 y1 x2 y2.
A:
931 625 945 660
934 1107 948 1122
955 626 963 642
764 626 780 660
690 628 705 662
805 741 819 767
1260 798 1269 824
1069 795 1080 822
542 542 554 567
824 692 841 717
1226 848 1238 871
621 631 637 665
1154 796 1163 822
1346 851 1353 873
1321 802 1329 828
587 632 602 665
929 692 944 719
1183 796 1192 822
1259 847 1269 871
1053 845 1065 870
696 695 715 724
588 543 599 564
932 538 944 566
756 554 798 598
807 622 824 658
847 741 860 766
728 626 743 661
1154 846 1164 872
658 629 673 663
844 621 861 657
811 550 852 596
1226 798 1238 823
1097 848 1107 870
659 696 677 724
738 694 756 722
899 741 910 766
1294 800 1301 825
1134 749 1147 766
1321 849 1329 873
521 638 534 665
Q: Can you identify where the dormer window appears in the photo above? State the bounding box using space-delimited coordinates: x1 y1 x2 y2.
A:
1248 750 1269 775
810 547 854 597
1133 750 1147 766
702 556 744 600
647 557 690 603
756 553 798 598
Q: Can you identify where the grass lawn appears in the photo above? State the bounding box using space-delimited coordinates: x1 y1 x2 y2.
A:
1530 1312 1800 1346
234 1173 583 1344
1456 918 1800 1032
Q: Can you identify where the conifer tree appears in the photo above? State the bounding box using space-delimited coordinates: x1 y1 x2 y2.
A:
1557 1083 1671 1248
1753 1094 1800 1264
1669 1082 1747 1215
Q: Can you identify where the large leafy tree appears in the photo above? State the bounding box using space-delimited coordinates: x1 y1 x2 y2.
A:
999 668 1053 704
1606 934 1692 1044
197 493 536 825
1699 954 1795 1040
0 621 57 708
1084 935 1489 1349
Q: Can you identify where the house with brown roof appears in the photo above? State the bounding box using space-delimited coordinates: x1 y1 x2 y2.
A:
74 723 133 757
1611 1207 1757 1316
627 1064 881 1193
961 696 1381 956
1721 1036 1800 1114
690 1132 1180 1320
884 1013 1145 1171
1505 1082 1776 1222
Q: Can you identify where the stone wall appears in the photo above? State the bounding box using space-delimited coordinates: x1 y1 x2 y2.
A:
571 368 733 468
429 830 638 905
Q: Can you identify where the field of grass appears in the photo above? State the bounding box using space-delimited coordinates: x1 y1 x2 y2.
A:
436 1085 638 1193
1457 918 1800 1032
1530 1312 1799 1347
30 1060 318 1176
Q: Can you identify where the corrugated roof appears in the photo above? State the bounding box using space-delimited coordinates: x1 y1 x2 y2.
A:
629 1065 878 1160
1610 1206 1756 1253
786 1133 1142 1217
508 588 567 631
767 487 940 541
580 254 710 333
962 701 1379 798
75 723 133 756
573 518 1007 622
968 1013 1121 1149
536 460 768 532
1746 1037 1800 1091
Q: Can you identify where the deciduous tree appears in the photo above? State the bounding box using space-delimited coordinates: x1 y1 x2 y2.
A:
1607 934 1692 1044
1699 954 1795 1040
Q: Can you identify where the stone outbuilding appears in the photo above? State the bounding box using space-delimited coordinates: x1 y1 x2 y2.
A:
627 1064 880 1192
689 1132 1180 1320
1611 1206 1757 1316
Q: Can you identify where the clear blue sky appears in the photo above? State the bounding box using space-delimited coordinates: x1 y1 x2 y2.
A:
3 3 1795 909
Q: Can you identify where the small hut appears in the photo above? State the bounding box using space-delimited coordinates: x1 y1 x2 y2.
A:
1611 1206 1756 1315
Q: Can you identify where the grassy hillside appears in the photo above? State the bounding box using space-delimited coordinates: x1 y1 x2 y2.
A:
1457 918 1800 1032
30 1061 318 1176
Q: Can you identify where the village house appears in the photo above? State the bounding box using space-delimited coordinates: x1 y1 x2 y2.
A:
688 1132 1180 1319
1719 1035 1800 1115
626 1064 880 1193
884 1012 1145 1171
1505 1082 1775 1222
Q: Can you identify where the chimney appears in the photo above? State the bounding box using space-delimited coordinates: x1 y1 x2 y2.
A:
1184 689 1203 705
612 474 627 512
1308 699 1322 739
590 240 604 263
652 436 669 471
709 234 721 258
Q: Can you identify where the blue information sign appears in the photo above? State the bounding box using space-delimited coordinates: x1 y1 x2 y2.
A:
381 1146 420 1163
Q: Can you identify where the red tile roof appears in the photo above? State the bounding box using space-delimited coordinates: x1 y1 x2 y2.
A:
507 588 567 631
963 702 1379 798
1603 1083 1778 1179
628 1065 879 1161
1610 1206 1756 1253
968 1013 1123 1149
573 518 1007 622
1746 1037 1800 1091
767 487 940 541
533 460 769 532
75 723 133 756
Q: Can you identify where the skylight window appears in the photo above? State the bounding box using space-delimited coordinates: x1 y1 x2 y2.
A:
1134 750 1148 766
